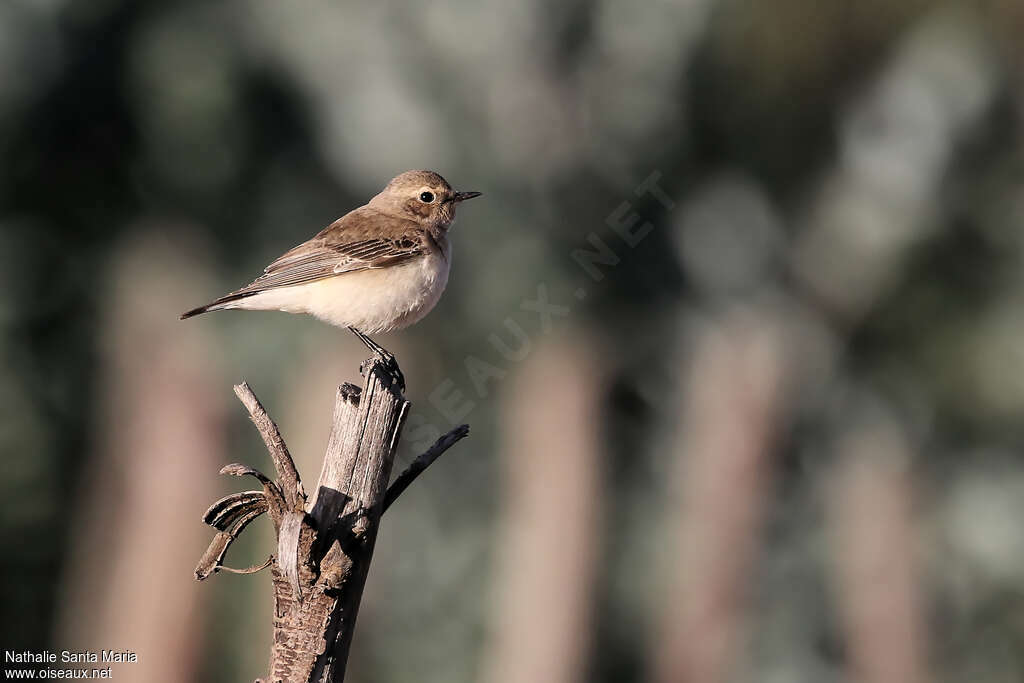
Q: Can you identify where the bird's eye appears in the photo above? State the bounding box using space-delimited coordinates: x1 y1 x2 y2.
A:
419 191 435 203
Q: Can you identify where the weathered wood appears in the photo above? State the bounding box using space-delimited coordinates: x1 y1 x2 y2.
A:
195 356 467 683
194 491 269 580
302 363 409 683
306 382 364 533
234 382 306 513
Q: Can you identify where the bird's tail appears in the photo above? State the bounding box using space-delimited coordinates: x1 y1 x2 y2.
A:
180 303 217 320
180 292 253 320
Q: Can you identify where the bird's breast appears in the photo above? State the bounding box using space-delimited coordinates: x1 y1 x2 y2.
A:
296 246 450 334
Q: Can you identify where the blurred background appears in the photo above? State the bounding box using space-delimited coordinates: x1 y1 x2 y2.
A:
2 0 1024 681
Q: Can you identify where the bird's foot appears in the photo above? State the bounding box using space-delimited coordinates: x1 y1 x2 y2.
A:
349 327 406 393
361 349 406 393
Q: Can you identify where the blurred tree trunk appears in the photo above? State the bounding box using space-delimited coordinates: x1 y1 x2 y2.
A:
828 418 929 683
654 310 788 683
482 334 604 683
57 230 226 682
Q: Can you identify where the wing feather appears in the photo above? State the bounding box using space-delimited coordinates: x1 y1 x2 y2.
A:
180 207 432 319
228 210 428 297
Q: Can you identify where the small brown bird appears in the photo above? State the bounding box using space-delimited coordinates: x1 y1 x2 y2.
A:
181 170 481 388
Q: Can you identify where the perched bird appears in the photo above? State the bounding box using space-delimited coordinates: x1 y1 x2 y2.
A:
181 170 481 389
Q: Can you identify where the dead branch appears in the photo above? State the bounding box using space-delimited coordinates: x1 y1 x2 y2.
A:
194 356 468 682
383 424 469 512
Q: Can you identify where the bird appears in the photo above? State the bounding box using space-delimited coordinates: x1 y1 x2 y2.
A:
181 170 481 390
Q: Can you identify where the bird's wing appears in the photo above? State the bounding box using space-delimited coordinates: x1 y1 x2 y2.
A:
230 210 428 295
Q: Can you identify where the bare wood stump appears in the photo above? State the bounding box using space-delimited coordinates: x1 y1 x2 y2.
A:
194 357 468 683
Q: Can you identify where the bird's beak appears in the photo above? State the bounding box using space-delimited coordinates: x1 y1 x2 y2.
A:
453 190 482 203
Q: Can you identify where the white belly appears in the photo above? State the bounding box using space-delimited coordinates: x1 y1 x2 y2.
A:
232 249 450 334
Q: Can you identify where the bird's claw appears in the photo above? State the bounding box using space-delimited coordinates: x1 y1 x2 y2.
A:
349 327 405 393
362 351 406 393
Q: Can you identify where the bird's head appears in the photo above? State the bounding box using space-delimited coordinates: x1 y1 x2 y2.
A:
370 170 481 230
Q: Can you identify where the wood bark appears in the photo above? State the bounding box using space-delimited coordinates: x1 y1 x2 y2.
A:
194 358 468 683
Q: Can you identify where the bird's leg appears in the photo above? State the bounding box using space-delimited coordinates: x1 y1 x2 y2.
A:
348 327 406 392
348 326 391 359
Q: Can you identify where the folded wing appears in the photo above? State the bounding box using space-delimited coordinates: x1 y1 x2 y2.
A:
180 210 428 319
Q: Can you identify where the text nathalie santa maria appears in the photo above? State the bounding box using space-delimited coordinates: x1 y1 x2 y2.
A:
5 652 137 664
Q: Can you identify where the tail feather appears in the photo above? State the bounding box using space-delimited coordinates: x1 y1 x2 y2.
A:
180 304 215 320
180 292 255 320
